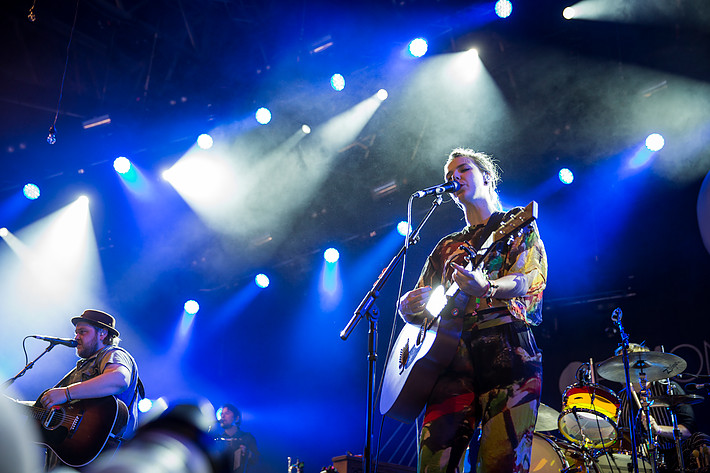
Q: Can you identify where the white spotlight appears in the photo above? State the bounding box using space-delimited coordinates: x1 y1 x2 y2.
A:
376 89 388 101
495 0 513 19
302 124 311 134
255 107 272 125
645 133 665 151
563 7 576 19
113 156 131 174
0 227 8 237
77 195 89 205
197 134 214 150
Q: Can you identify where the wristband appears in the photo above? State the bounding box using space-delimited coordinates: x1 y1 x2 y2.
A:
483 279 499 298
65 387 72 402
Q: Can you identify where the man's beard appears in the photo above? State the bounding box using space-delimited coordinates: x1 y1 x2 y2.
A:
80 339 101 358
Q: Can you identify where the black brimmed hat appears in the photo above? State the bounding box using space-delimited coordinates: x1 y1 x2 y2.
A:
71 309 120 337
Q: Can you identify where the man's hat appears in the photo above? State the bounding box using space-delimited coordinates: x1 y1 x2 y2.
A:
71 309 120 337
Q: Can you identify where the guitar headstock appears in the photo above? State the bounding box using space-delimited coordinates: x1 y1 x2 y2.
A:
490 201 538 246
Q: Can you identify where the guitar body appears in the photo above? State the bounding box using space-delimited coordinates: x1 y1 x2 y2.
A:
380 202 538 424
29 395 129 467
380 312 463 423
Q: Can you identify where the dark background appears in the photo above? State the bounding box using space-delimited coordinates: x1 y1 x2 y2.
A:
1 0 709 472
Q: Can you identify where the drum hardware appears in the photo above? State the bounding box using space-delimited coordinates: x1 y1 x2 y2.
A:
603 308 653 473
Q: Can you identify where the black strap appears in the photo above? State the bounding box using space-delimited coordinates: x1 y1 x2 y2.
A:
470 211 506 255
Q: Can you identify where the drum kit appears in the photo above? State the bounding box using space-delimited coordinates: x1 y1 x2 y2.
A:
531 350 705 473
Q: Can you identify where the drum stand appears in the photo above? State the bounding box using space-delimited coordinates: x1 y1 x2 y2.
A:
636 371 660 473
612 308 647 473
666 381 686 472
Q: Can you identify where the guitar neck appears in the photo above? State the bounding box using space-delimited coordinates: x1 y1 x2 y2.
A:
19 402 79 430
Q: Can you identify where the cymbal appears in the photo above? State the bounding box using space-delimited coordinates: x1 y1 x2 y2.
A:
650 394 704 408
535 403 560 432
596 352 687 383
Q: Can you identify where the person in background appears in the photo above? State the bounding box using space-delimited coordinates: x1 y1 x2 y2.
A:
210 403 260 473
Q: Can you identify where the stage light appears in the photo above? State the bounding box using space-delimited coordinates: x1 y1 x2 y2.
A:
302 124 311 134
23 183 40 200
255 273 270 288
255 107 272 125
495 0 513 18
184 299 200 315
197 133 214 150
161 169 173 182
408 38 428 58
559 168 574 184
397 221 411 237
330 74 345 91
0 227 8 237
563 7 576 19
645 133 665 151
113 157 131 174
376 89 388 101
137 398 153 413
81 114 111 129
324 247 340 263
77 195 89 205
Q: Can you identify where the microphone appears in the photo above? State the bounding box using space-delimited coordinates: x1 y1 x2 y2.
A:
412 181 461 198
611 307 622 322
31 335 78 347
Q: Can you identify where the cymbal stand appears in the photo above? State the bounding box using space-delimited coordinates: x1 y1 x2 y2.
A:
610 308 641 473
665 379 686 472
637 371 659 473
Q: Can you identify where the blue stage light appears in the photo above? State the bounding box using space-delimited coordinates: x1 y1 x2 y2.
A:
197 133 214 150
184 299 200 315
23 183 40 200
137 398 153 413
495 0 513 18
645 133 665 151
397 221 410 237
559 168 574 185
255 273 270 288
255 107 272 125
408 38 428 58
324 248 340 263
113 157 131 174
330 74 345 91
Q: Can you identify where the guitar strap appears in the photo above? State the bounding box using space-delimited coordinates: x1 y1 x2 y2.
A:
53 346 144 412
469 211 506 255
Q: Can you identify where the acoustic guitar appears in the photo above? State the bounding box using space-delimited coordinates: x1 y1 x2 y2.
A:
379 202 538 423
11 395 129 467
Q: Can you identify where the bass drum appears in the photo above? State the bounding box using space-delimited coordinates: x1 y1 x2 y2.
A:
531 433 599 473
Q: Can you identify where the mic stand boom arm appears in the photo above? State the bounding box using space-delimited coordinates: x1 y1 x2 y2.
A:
2 342 57 390
340 196 443 473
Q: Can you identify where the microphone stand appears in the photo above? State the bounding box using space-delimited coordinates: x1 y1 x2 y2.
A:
1 342 57 390
611 308 641 473
340 196 443 473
